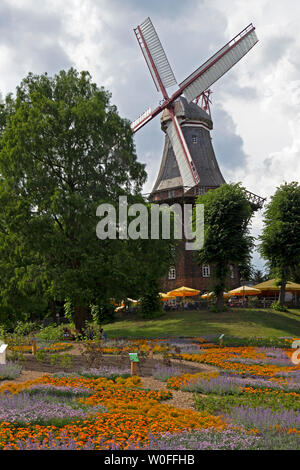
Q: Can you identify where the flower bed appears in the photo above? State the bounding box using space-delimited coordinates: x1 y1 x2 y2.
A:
0 374 227 450
1 339 299 450
11 342 72 353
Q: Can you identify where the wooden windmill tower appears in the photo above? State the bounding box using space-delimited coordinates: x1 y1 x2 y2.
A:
131 17 265 292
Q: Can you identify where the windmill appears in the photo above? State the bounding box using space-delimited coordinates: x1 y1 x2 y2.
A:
130 17 265 292
131 17 264 209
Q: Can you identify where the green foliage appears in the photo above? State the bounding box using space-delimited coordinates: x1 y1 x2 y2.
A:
35 350 47 362
36 324 65 341
270 301 289 313
80 340 103 368
14 321 40 337
7 350 26 363
0 324 7 340
247 296 260 308
50 353 60 366
194 183 254 310
60 354 72 369
0 68 175 332
194 390 299 414
64 298 74 323
0 68 148 332
0 362 23 380
209 304 219 313
221 335 291 348
250 269 269 285
140 281 163 319
259 182 300 304
82 322 104 341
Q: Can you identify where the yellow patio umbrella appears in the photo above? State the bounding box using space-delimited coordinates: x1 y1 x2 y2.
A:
167 286 200 299
201 292 231 299
201 292 211 299
114 300 125 312
228 286 261 296
127 298 139 304
167 286 200 297
159 292 176 301
253 279 300 292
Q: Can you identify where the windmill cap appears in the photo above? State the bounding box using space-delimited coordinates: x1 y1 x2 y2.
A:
161 96 213 131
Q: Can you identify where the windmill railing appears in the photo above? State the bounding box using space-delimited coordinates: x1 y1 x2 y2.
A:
244 190 266 209
148 186 266 210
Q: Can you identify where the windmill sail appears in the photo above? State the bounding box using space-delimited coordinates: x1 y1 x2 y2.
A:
135 17 177 93
166 112 200 191
131 107 153 132
179 24 258 103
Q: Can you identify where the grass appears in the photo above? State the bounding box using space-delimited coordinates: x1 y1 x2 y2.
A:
104 308 300 339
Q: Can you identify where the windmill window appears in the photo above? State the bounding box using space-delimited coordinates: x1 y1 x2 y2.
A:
168 267 176 280
202 265 210 277
168 190 175 199
192 135 197 144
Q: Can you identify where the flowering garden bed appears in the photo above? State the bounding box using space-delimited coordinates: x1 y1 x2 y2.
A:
0 337 299 450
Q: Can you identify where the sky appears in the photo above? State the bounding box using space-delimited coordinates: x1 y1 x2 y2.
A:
0 0 299 272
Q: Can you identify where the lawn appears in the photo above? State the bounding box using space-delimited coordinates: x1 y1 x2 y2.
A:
104 308 300 339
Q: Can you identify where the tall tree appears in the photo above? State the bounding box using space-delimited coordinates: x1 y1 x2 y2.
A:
0 69 148 332
259 182 300 306
250 268 268 285
194 183 254 311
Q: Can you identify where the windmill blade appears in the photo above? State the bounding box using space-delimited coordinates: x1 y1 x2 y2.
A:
134 17 177 97
131 107 153 133
166 108 200 191
178 24 258 103
130 103 165 133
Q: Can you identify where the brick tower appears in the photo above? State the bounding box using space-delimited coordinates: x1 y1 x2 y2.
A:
148 96 239 293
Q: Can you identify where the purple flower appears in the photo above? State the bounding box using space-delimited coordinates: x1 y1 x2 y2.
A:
226 406 300 431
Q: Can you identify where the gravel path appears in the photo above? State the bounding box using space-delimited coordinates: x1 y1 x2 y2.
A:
0 370 48 386
140 376 197 410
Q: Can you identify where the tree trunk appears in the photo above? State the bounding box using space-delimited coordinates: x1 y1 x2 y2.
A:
74 304 87 335
279 272 287 306
216 291 224 312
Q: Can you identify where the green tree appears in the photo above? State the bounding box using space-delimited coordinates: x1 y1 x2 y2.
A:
250 268 268 285
259 182 300 306
194 183 254 311
0 69 147 332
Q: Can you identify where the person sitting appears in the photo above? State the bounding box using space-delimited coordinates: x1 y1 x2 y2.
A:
100 328 107 340
63 327 75 340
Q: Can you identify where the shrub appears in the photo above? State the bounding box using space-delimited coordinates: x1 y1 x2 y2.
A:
80 340 103 368
7 350 26 363
247 296 260 308
152 364 183 381
221 336 291 348
15 321 40 337
0 361 23 380
36 324 65 342
60 354 72 369
79 366 131 379
270 301 289 313
139 286 163 319
50 354 60 366
35 350 47 363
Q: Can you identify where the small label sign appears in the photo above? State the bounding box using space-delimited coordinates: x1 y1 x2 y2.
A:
129 353 139 363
